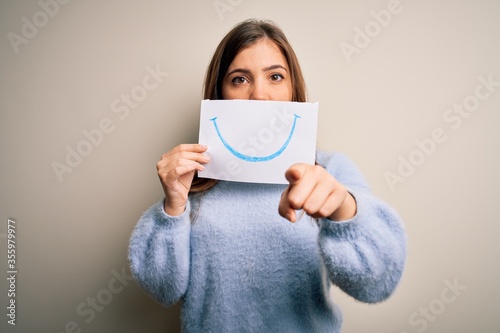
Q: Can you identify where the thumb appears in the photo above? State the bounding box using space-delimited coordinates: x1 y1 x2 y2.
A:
285 163 307 186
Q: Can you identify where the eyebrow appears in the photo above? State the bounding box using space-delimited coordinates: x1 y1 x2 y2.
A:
263 64 288 72
226 64 288 77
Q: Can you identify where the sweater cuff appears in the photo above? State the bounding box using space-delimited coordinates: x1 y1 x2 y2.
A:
149 199 191 230
319 189 368 241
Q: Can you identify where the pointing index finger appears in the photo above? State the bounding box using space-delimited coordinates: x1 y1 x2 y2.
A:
285 163 307 185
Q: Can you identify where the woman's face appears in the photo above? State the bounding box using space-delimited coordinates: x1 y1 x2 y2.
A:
221 39 293 101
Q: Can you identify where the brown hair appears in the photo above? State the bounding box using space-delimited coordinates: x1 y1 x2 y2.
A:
190 19 307 193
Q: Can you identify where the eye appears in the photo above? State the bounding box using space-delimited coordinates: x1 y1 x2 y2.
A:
231 76 248 85
270 73 284 82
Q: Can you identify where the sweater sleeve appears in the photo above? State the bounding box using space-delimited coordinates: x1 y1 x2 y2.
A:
317 151 407 303
128 199 191 306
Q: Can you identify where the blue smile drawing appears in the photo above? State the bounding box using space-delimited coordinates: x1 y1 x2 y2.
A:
209 113 301 162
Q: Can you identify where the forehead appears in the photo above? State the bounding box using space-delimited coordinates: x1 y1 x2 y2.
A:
229 39 288 67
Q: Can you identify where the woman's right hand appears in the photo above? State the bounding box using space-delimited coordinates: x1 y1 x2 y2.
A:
156 144 210 216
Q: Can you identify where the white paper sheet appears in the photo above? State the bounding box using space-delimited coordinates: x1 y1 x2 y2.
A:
198 99 318 184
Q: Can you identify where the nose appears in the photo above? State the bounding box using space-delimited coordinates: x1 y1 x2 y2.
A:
249 79 268 100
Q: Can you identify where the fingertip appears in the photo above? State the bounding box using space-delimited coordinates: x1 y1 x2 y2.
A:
285 167 301 184
278 205 292 222
280 208 296 223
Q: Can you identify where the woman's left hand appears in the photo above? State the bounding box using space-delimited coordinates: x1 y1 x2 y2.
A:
278 163 357 223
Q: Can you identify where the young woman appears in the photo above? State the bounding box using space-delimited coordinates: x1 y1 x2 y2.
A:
129 19 406 332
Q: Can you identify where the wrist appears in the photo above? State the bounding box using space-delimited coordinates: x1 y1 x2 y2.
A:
163 200 186 217
328 193 357 221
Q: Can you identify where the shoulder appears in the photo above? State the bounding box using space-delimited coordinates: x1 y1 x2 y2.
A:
316 149 351 168
316 149 358 175
316 149 370 191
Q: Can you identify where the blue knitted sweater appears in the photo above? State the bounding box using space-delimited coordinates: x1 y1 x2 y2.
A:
128 150 406 332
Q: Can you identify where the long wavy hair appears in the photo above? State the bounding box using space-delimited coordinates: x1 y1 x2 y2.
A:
190 19 307 193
